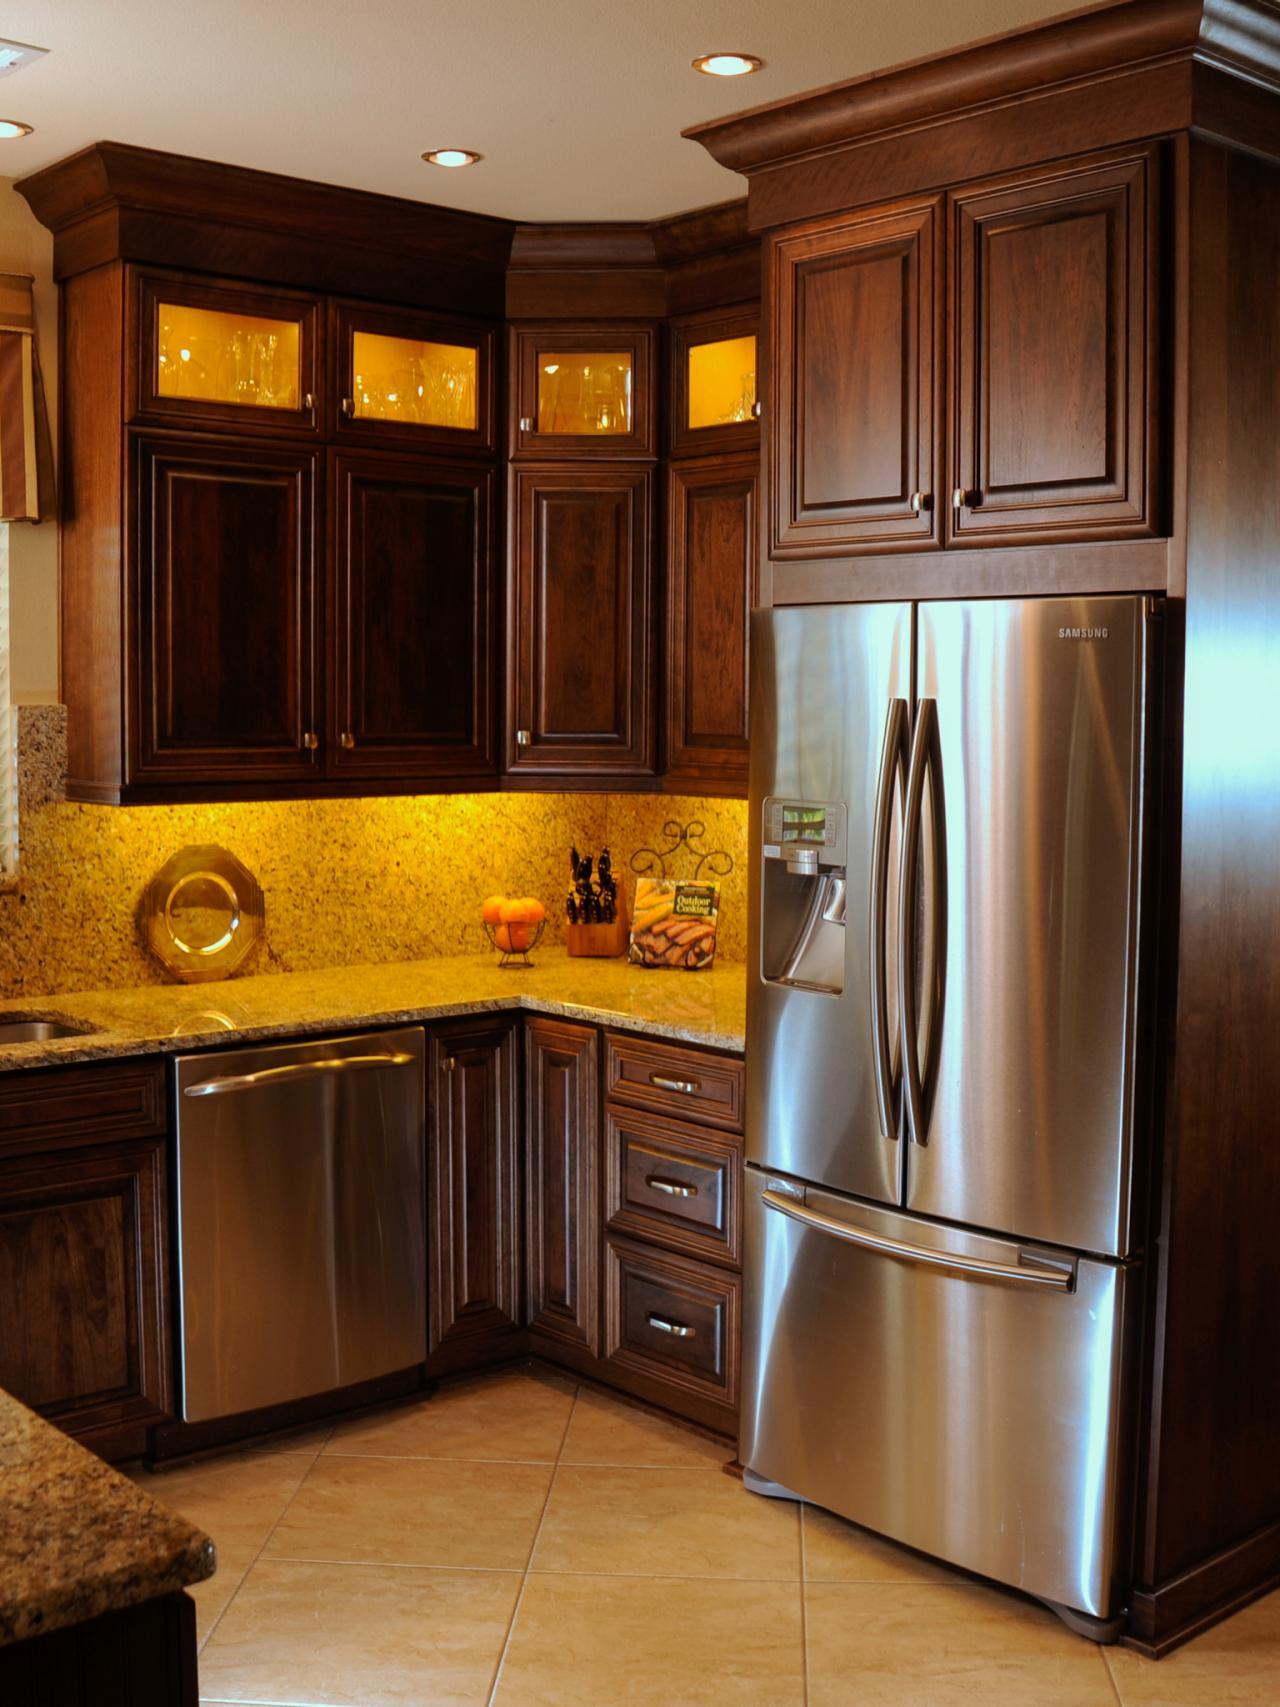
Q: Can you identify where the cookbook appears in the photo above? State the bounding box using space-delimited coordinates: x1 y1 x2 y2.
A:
627 877 720 970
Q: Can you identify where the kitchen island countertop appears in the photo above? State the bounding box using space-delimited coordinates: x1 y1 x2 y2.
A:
0 950 747 1073
0 1386 214 1648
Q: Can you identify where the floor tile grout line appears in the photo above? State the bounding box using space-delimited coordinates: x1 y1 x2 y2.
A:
198 1439 330 1656
799 1504 811 1707
1100 1643 1127 1707
485 1380 581 1706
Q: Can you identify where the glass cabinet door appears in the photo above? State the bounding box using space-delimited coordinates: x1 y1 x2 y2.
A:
334 305 494 452
513 326 656 458
134 271 320 435
670 307 759 457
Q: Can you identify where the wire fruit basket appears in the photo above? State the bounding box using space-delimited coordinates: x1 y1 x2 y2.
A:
483 917 546 968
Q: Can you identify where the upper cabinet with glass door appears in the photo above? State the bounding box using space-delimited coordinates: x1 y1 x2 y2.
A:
132 271 322 437
670 306 759 458
332 303 495 454
511 326 656 458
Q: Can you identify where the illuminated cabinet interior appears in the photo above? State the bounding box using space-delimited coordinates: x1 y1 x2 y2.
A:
351 331 478 428
687 333 756 429
537 351 633 434
156 302 301 409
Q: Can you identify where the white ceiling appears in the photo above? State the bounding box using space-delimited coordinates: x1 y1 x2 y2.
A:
2 0 1079 222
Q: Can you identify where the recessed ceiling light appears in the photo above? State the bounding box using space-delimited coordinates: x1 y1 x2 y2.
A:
692 52 763 77
421 148 481 169
0 119 33 139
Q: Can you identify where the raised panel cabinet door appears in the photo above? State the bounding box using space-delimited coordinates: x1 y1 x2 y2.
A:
950 146 1159 543
330 453 495 780
130 432 320 785
509 466 654 776
770 197 941 556
428 1020 520 1370
525 1018 599 1355
665 456 758 794
0 1141 171 1441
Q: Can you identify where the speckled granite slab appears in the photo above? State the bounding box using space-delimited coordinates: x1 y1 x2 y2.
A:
0 1387 214 1647
0 950 747 1074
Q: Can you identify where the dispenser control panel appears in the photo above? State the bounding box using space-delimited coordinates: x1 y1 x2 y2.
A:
762 798 847 866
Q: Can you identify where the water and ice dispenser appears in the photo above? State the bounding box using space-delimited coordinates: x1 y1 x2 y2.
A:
759 798 848 994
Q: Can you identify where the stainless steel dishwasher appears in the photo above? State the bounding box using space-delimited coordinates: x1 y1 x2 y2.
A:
173 1026 427 1423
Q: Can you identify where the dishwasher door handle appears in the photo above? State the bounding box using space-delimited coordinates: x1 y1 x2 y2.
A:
182 1051 418 1097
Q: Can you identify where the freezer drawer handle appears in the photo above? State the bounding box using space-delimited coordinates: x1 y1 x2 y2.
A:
647 1313 696 1337
649 1073 700 1095
183 1052 418 1097
761 1189 1074 1290
646 1174 699 1198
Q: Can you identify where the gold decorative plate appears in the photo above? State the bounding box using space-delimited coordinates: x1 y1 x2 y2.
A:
142 845 264 982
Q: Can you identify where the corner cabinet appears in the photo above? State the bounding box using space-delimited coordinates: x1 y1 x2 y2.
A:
767 143 1160 561
525 1018 600 1357
58 261 500 803
506 465 655 777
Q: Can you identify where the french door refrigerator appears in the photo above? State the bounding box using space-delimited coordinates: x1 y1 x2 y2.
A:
742 595 1158 1638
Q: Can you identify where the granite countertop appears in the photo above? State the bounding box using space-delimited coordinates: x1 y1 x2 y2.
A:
0 1387 214 1648
0 950 747 1074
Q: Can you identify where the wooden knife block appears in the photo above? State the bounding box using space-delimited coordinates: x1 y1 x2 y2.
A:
565 902 629 958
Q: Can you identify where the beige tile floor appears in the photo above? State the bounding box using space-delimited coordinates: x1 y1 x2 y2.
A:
128 1364 1280 1707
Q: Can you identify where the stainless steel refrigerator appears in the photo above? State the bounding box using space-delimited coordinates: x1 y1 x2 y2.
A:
742 595 1159 1639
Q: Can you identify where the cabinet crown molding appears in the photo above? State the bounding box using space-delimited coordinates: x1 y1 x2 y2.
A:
682 0 1280 186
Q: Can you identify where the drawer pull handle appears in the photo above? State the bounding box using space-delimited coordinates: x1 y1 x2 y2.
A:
649 1073 700 1095
646 1174 698 1199
647 1313 695 1338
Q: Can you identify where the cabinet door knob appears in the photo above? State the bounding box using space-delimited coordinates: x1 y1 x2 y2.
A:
303 392 316 411
515 728 532 747
751 400 763 419
341 397 356 417
518 416 534 432
302 731 319 751
952 488 980 509
909 492 930 514
339 731 355 750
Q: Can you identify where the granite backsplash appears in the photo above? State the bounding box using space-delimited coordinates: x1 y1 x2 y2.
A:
0 707 748 1000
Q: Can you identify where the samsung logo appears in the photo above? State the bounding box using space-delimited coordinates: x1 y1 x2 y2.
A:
1058 626 1109 640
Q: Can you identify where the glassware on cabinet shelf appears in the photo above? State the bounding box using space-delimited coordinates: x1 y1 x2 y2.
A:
687 333 757 429
536 351 633 435
156 304 302 410
350 332 478 429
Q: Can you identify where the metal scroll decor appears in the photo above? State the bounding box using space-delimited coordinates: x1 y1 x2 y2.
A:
629 819 735 882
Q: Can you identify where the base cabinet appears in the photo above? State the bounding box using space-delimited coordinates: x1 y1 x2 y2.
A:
0 1064 171 1457
427 1020 521 1373
524 1018 600 1355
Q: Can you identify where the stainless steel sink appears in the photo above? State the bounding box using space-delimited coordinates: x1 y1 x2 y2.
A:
0 1016 97 1044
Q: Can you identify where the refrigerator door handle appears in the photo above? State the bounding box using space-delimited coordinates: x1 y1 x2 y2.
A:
761 1189 1074 1290
870 697 909 1139
898 698 934 1145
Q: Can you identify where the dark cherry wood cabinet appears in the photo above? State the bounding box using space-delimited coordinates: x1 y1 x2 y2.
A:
329 453 495 781
0 1063 171 1459
510 324 656 459
769 199 941 557
663 455 757 793
524 1018 600 1357
130 431 320 788
130 268 322 439
507 465 654 777
330 301 496 455
950 147 1158 545
427 1019 521 1374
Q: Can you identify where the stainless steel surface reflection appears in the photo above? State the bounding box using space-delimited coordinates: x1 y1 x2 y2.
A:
0 1017 96 1043
741 1168 1137 1620
174 1026 427 1422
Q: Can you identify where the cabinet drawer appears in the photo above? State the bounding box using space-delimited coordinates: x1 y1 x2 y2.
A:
605 1033 743 1132
604 1237 740 1416
605 1105 741 1267
0 1061 166 1160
